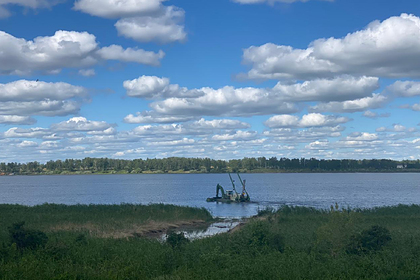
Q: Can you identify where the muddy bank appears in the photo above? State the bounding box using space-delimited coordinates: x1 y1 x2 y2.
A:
49 215 265 240
49 219 211 239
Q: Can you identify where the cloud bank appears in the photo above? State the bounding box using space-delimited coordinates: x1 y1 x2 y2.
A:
241 14 420 81
0 30 164 75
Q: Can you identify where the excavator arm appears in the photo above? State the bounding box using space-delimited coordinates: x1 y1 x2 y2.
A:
216 184 225 198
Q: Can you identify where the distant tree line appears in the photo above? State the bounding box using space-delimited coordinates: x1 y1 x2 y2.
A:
1 157 420 175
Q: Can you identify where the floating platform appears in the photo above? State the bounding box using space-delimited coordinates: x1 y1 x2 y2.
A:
206 197 232 203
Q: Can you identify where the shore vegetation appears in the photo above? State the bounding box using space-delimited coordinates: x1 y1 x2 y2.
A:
1 157 419 175
1 203 420 279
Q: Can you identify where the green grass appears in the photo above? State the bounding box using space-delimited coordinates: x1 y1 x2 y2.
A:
2 204 420 279
0 204 213 241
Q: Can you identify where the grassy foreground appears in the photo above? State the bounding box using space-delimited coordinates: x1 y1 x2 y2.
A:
1 204 420 279
0 204 213 240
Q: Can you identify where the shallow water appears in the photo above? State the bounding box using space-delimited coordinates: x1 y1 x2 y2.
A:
160 219 241 241
1 173 420 218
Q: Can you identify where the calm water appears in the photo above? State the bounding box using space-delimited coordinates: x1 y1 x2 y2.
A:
1 173 420 218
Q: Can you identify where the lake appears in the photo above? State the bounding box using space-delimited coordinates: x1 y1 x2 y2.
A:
1 173 419 218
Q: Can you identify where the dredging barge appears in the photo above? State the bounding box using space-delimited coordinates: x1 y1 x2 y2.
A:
206 173 250 203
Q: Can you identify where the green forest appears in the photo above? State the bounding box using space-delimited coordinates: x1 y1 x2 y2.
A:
1 157 420 175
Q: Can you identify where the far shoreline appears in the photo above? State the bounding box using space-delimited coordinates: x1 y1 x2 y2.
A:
1 169 420 176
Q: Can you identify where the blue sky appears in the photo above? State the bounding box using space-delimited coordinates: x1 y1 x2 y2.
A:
1 0 420 162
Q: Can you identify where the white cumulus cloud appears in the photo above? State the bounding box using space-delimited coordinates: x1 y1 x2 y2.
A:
125 75 381 122
124 111 195 124
191 118 251 130
345 132 378 141
74 0 186 44
0 80 88 118
265 113 350 128
97 45 165 66
115 6 186 43
73 0 164 18
212 130 257 141
2 127 50 138
0 0 61 18
0 80 87 101
0 30 164 75
386 81 420 97
309 93 388 113
17 140 38 148
241 14 420 80
50 117 116 132
150 86 298 117
123 75 202 99
0 100 81 116
0 115 36 125
272 76 379 102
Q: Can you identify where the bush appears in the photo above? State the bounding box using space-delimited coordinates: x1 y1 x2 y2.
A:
0 243 9 261
166 231 189 249
75 234 88 245
44 241 70 260
316 207 360 257
257 207 275 217
247 222 270 250
243 221 284 253
347 225 392 255
8 221 48 250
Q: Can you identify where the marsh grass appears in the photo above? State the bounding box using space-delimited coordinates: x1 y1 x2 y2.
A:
2 204 420 279
0 204 213 241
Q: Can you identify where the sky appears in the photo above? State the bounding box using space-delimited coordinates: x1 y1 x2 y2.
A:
1 0 420 162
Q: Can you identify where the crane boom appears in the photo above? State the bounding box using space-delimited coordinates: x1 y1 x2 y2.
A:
237 173 245 188
228 173 237 192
